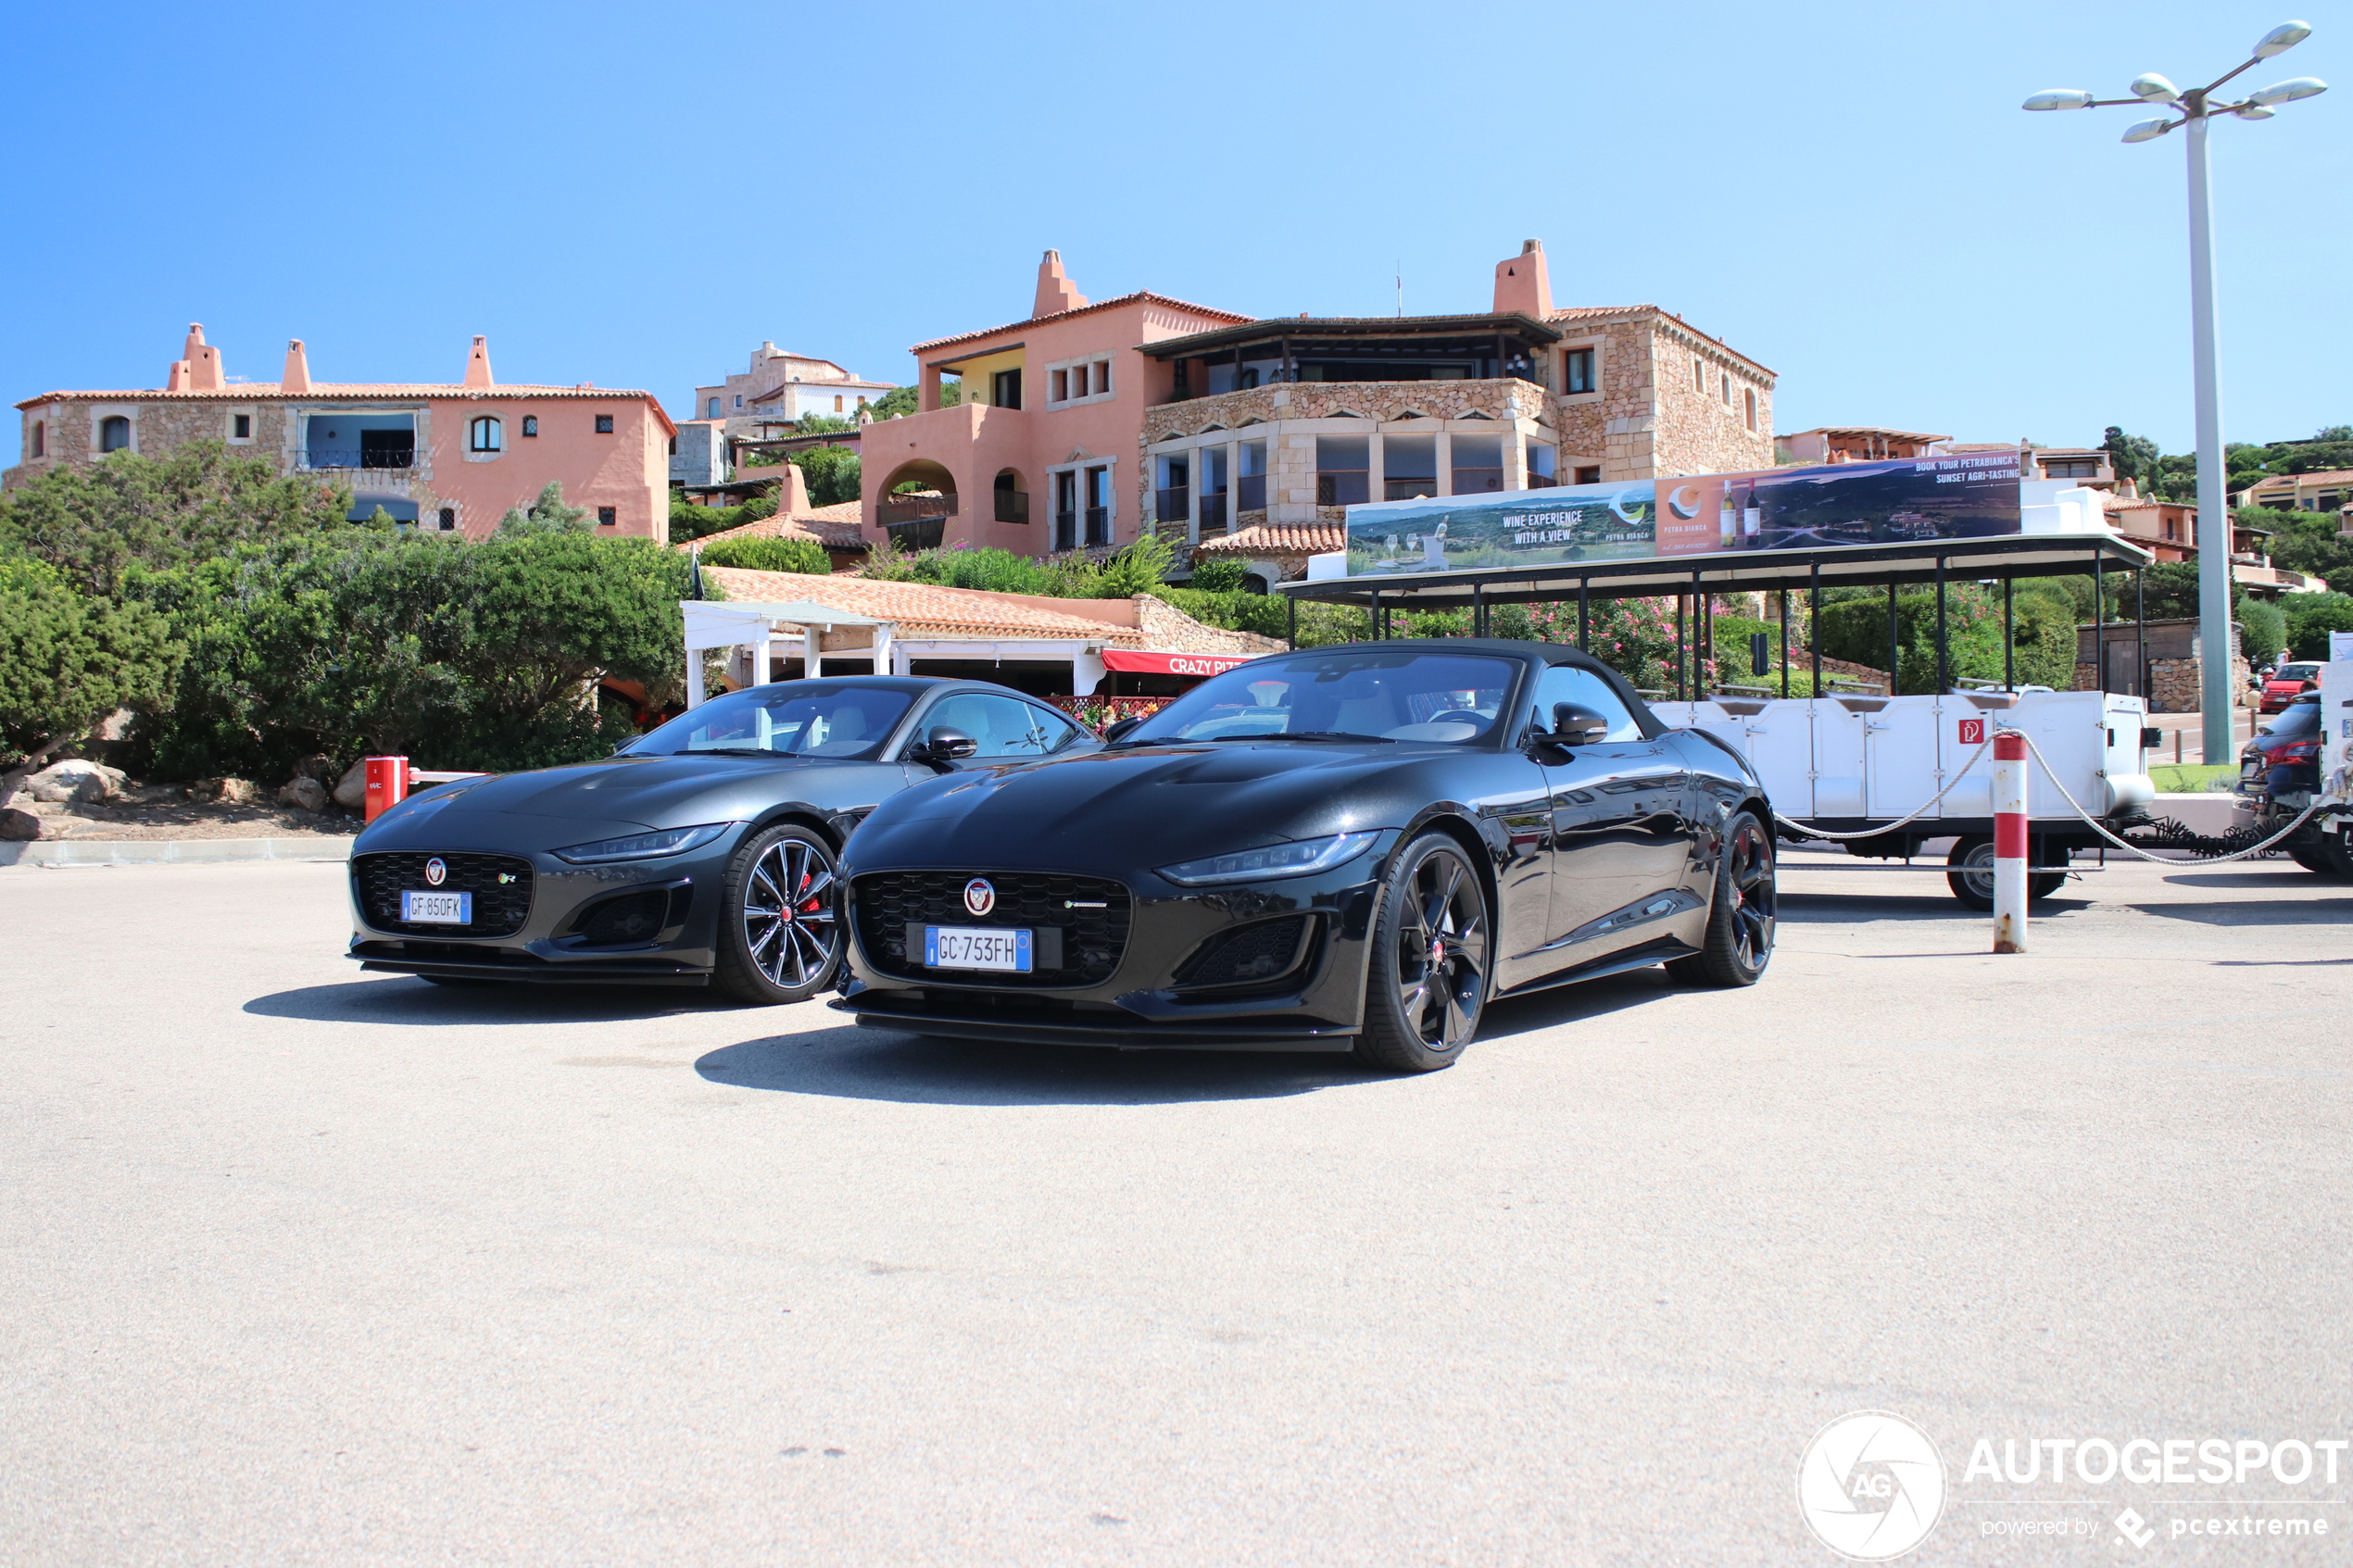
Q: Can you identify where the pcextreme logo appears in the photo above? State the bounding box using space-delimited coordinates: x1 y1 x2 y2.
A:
1797 1411 1947 1561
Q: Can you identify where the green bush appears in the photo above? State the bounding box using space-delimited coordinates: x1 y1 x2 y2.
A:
2284 591 2353 660
2238 599 2286 665
698 535 831 575
1186 556 1251 594
1814 583 2074 694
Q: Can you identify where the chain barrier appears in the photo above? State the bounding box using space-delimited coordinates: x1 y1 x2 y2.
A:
1765 718 2341 865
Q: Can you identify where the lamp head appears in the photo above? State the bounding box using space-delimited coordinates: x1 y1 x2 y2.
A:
2234 103 2278 119
2130 72 2180 103
2120 117 2176 143
2253 20 2312 59
2248 76 2328 105
2022 88 2095 110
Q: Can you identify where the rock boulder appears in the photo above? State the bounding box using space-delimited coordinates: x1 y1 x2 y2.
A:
0 808 41 841
278 776 329 813
27 759 127 804
332 760 371 809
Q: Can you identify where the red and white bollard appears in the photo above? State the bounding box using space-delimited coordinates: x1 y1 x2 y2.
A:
1992 730 2028 954
362 755 409 823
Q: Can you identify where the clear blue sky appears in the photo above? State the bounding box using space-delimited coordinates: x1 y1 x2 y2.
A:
4 1 2341 466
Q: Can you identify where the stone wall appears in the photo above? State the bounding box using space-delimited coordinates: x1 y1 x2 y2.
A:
1542 310 1773 483
1142 378 1551 441
2071 653 2252 709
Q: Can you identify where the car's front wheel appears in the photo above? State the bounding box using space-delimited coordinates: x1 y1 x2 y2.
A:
1355 833 1490 1073
1667 810 1777 986
713 823 842 1005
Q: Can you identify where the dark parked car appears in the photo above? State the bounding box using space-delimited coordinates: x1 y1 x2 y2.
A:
2237 691 2352 876
346 677 1097 1001
833 640 1775 1073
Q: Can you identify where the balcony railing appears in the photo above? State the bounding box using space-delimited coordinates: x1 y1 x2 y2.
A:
879 491 958 526
1200 491 1227 533
1452 468 1505 495
1315 471 1369 507
1383 477 1440 501
1236 474 1265 512
1054 510 1077 550
993 489 1030 524
885 517 946 551
301 447 414 470
1085 507 1110 546
1155 486 1189 525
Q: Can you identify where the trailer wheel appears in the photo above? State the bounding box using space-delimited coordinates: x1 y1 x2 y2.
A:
1944 837 2067 909
2287 829 2353 880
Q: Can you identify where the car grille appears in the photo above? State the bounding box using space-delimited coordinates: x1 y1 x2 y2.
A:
853 871 1130 987
352 851 535 938
1176 916 1310 989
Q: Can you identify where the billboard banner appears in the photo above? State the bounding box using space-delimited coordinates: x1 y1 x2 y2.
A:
1340 450 2024 576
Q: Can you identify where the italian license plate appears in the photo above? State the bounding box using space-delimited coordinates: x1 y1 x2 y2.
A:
924 926 1031 972
401 890 473 923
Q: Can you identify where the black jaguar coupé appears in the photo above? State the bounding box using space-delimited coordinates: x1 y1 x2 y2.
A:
834 640 1776 1072
346 677 1096 1003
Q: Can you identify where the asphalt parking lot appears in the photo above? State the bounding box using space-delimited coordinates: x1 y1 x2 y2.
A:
3 855 2348 1566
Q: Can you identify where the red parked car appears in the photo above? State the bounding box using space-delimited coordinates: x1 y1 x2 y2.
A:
2259 661 2322 714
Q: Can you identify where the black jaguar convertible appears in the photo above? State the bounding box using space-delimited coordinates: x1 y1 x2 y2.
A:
346 676 1096 1002
834 639 1777 1072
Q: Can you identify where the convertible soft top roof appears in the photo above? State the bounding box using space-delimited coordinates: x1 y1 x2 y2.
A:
1264 636 1667 739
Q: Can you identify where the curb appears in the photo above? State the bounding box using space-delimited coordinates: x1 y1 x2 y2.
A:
0 837 354 869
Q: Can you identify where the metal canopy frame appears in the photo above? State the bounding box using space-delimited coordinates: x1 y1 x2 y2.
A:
1273 532 2158 702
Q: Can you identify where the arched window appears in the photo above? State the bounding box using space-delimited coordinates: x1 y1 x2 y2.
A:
29 420 43 458
98 415 131 453
1743 388 1757 432
521 416 537 437
707 397 721 418
469 416 502 453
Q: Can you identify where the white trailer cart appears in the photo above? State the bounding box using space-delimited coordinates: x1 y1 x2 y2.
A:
1648 689 2160 906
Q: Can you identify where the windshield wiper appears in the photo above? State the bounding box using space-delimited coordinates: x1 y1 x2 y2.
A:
1209 731 1390 744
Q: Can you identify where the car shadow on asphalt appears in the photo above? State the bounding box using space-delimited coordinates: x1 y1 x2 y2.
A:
693 1028 1381 1106
244 975 737 1025
1774 890 2095 921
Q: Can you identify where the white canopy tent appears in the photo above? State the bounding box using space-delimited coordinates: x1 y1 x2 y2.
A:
679 600 894 709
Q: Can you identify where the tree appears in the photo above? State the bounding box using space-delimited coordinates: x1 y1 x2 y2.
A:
863 382 956 421
1091 532 1175 597
497 481 592 533
699 535 832 574
2239 599 2286 665
2316 425 2352 443
0 439 356 598
1188 557 1252 594
2283 592 2353 660
2101 427 2159 495
792 444 861 507
0 553 180 786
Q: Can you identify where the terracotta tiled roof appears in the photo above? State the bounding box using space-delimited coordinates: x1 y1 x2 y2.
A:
1192 523 1348 557
686 499 865 551
2246 468 2353 489
909 292 1253 357
700 567 1149 645
1548 303 1776 378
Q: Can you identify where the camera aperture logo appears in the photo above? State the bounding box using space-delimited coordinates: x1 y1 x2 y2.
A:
1798 1411 1947 1561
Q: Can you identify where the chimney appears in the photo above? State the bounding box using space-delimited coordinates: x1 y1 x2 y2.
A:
782 462 812 516
282 339 312 395
1033 249 1088 318
182 322 224 390
166 359 191 391
1492 239 1552 318
465 335 494 388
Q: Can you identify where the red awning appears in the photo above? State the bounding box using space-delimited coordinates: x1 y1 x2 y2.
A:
1101 649 1261 678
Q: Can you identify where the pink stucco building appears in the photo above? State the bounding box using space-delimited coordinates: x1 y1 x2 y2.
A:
861 254 1250 556
6 324 674 539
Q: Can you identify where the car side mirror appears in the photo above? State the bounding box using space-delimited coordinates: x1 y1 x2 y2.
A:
1101 716 1143 743
1533 703 1611 751
909 725 978 767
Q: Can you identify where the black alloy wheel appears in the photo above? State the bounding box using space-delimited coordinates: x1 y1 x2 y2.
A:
1667 809 1777 987
714 823 842 1004
1356 834 1491 1073
1943 835 2067 910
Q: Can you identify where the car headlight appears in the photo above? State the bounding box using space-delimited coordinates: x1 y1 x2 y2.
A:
1157 831 1378 886
551 822 734 865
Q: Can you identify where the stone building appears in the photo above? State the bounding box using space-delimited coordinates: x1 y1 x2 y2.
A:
1138 240 1774 573
7 324 673 539
690 343 894 436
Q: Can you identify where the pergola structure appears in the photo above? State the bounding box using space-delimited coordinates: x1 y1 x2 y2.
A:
1273 532 2162 698
680 600 893 709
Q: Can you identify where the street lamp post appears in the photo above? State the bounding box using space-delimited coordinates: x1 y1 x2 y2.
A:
2024 22 2327 765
